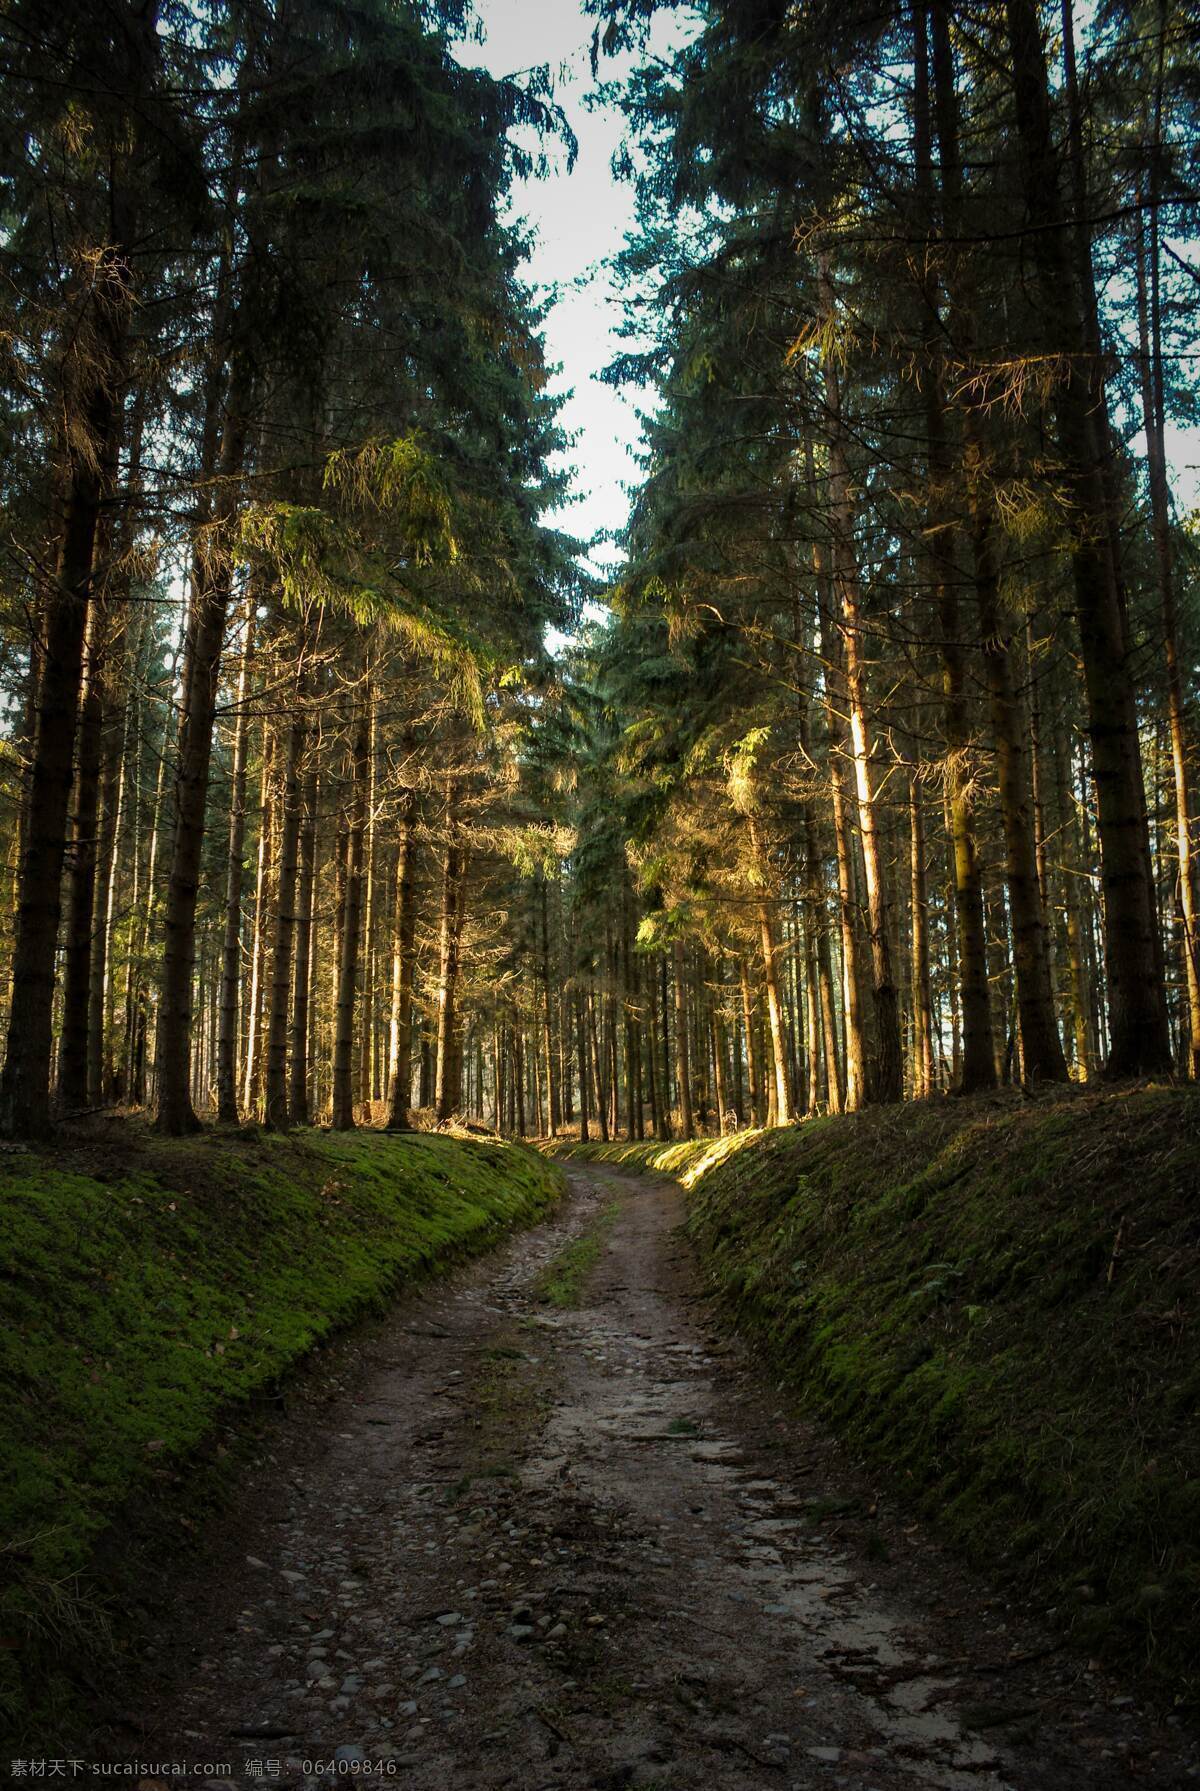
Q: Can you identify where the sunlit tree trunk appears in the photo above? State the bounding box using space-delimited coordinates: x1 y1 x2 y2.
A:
672 940 694 1138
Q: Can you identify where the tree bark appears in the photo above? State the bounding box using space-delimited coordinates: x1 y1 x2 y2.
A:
154 354 251 1133
331 698 370 1130
1003 0 1172 1075
289 760 318 1124
384 777 418 1129
57 595 114 1109
264 691 306 1129
1134 135 1200 1075
215 599 256 1121
673 939 694 1139
817 269 903 1102
434 780 465 1123
908 761 936 1097
0 250 131 1136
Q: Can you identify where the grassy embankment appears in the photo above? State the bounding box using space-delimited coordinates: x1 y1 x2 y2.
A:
1 1124 563 1743
555 1086 1200 1697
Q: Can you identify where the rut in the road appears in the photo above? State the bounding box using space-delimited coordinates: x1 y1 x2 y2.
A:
117 1166 1195 1791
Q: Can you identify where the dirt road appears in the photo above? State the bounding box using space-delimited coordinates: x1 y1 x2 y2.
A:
113 1162 1197 1789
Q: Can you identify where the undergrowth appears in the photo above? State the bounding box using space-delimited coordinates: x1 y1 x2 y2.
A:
558 1084 1200 1702
0 1124 562 1746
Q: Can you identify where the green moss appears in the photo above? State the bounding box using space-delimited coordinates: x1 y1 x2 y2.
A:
535 1200 619 1307
0 1126 562 1745
562 1088 1200 1702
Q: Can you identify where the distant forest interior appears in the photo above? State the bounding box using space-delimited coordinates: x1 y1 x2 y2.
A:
3 0 1199 1143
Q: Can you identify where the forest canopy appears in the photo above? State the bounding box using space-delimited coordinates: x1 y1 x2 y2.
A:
0 0 1197 1142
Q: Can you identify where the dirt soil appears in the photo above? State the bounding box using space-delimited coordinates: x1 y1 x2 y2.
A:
100 1163 1200 1790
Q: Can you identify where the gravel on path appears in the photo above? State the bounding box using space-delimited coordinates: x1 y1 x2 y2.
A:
107 1161 1199 1791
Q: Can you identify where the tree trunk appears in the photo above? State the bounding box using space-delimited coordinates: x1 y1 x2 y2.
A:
0 250 131 1136
576 989 591 1142
57 596 113 1109
154 355 251 1134
816 272 902 1103
673 939 694 1139
384 779 418 1129
1135 148 1200 1075
264 694 306 1129
289 761 318 1124
331 701 370 1130
925 0 999 1093
434 782 464 1123
809 438 870 1109
975 548 1068 1080
739 955 763 1125
750 827 793 1125
1003 0 1172 1075
215 600 256 1122
541 880 560 1136
908 761 936 1097
587 988 609 1142
89 652 128 1104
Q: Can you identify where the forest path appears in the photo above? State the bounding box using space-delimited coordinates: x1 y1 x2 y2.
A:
120 1163 1195 1790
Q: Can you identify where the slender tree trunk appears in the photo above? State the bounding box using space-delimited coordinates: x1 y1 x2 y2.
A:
808 439 870 1108
384 778 418 1129
433 782 464 1123
241 718 275 1115
289 760 317 1124
739 955 763 1125
576 989 591 1142
215 599 256 1121
57 597 113 1109
711 955 730 1133
331 701 370 1130
925 0 999 1093
817 275 902 1108
975 549 1068 1080
673 939 694 1139
264 689 306 1129
1135 157 1200 1075
357 689 377 1113
154 356 251 1133
645 958 665 1139
750 826 793 1125
541 880 560 1136
908 762 936 1097
587 988 609 1142
89 651 128 1104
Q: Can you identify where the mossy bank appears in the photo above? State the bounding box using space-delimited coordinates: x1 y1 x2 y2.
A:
0 1123 563 1746
557 1086 1200 1701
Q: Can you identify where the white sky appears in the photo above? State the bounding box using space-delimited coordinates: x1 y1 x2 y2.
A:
456 0 661 585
